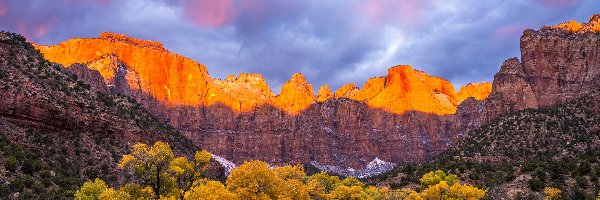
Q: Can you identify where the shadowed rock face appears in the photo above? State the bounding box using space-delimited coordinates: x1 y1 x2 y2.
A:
33 15 600 174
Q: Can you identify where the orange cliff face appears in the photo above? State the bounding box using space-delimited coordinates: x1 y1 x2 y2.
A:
35 32 492 116
35 32 210 106
208 73 275 112
457 82 493 102
547 14 600 33
366 66 456 114
316 85 333 102
272 73 316 114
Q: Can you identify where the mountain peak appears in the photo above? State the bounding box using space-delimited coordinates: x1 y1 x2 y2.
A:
457 82 492 102
545 14 600 34
289 73 308 84
273 73 315 114
317 85 333 102
99 32 166 51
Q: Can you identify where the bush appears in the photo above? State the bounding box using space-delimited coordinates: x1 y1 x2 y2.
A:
5 156 19 172
528 178 544 191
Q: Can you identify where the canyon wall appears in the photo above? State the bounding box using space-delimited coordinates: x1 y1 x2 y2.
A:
34 15 600 174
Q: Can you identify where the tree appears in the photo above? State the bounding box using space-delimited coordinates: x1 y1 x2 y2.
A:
169 150 212 198
306 171 341 198
326 185 369 199
118 142 175 199
118 183 153 200
544 187 561 200
226 160 285 199
98 188 131 200
419 170 458 189
74 178 108 200
274 165 310 200
184 181 239 200
419 171 485 200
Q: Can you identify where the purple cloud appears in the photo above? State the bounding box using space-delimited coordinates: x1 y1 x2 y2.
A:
1 0 599 93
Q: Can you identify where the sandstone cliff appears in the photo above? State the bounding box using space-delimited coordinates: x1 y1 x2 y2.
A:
0 32 226 198
32 15 600 175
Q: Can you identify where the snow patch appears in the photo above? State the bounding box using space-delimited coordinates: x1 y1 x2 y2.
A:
310 157 396 178
211 154 237 176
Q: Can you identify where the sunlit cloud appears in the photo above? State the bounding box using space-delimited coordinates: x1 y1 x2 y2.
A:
184 0 236 28
0 3 7 16
0 0 598 92
534 0 579 8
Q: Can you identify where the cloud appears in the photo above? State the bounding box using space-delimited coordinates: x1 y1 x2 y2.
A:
534 0 579 8
184 0 236 27
1 0 599 92
0 2 6 16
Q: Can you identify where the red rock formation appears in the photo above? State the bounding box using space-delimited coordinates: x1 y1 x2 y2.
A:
457 82 492 103
334 83 360 99
35 32 211 108
547 14 600 33
316 85 333 102
65 63 110 94
208 73 274 112
354 77 385 101
366 65 460 115
34 32 493 170
33 13 600 172
272 73 316 114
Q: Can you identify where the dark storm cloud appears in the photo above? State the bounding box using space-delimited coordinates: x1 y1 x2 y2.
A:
1 0 599 92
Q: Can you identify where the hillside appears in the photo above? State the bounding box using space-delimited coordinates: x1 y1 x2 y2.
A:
0 31 223 199
369 91 600 199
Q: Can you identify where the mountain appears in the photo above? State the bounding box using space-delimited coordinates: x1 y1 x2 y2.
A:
367 15 600 199
34 32 491 174
32 14 600 177
0 32 224 199
369 89 600 199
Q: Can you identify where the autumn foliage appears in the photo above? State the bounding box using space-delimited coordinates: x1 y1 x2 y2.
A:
75 142 485 200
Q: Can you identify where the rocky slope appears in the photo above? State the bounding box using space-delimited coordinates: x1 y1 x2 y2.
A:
370 90 600 199
0 32 224 199
33 14 600 175
367 14 600 199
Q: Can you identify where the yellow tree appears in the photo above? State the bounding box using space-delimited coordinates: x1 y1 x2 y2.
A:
74 178 108 200
419 170 458 190
169 150 212 198
226 160 285 199
118 142 175 199
118 183 154 200
419 180 485 200
447 182 486 199
184 180 239 200
98 188 131 200
306 171 342 199
274 165 310 200
326 185 369 199
543 187 561 200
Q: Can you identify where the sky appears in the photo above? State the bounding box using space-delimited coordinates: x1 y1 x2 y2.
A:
0 0 599 93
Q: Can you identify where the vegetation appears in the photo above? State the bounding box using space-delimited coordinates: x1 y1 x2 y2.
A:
0 32 207 199
369 91 600 199
76 142 485 200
